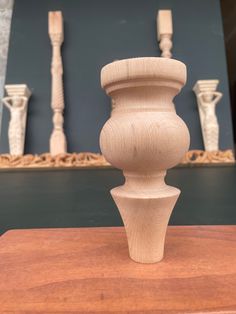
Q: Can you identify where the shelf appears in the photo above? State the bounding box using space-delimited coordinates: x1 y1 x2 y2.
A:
0 226 236 312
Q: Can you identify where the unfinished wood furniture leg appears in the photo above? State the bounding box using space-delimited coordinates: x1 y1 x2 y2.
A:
100 57 190 263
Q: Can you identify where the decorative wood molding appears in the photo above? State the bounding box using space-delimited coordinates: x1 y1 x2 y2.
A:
0 152 110 168
48 11 67 156
0 150 234 169
181 149 235 164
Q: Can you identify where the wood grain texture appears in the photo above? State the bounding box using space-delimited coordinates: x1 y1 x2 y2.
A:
0 226 236 313
100 57 190 263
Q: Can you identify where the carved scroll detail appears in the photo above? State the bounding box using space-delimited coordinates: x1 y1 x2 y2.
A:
0 150 234 169
0 153 110 168
181 150 235 164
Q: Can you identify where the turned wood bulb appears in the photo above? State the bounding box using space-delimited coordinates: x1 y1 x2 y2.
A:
100 57 190 263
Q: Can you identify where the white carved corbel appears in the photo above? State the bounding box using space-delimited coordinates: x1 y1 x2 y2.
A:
2 84 31 155
157 10 173 58
48 11 67 156
193 80 223 152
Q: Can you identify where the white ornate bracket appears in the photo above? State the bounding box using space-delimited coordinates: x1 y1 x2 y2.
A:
193 80 223 152
157 10 173 58
2 84 31 155
48 11 67 156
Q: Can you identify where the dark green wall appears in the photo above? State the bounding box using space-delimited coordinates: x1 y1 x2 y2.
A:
0 0 234 153
0 166 236 235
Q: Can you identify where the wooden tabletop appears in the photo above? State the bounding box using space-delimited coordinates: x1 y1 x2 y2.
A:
0 226 236 313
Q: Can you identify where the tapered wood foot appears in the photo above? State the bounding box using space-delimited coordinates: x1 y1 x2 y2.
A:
111 172 180 263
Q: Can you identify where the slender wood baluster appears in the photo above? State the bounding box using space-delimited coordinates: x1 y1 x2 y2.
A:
48 11 67 156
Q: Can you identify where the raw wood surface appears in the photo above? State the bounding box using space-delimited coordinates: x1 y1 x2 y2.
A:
0 226 236 313
100 57 190 263
157 10 173 58
48 11 67 156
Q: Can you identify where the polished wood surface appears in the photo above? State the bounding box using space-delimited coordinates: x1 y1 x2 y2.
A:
0 226 236 313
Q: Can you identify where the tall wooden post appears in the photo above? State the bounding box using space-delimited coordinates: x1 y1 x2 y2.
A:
48 11 67 156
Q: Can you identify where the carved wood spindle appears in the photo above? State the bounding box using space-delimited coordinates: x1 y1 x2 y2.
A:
157 10 173 58
100 57 190 263
48 11 67 156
